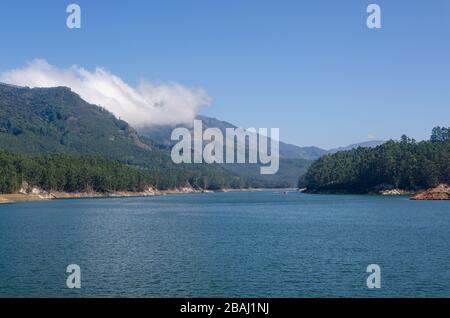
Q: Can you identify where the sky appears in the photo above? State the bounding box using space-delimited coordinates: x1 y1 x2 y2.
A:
0 0 449 149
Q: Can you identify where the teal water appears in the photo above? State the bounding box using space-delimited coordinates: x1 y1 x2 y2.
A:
0 191 449 297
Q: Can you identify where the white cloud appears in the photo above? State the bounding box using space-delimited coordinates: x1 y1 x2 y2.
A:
0 59 211 127
367 133 376 140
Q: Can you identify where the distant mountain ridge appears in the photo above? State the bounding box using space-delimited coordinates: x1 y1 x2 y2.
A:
139 115 317 187
0 82 385 160
0 82 386 188
139 115 385 187
140 115 385 160
327 140 386 154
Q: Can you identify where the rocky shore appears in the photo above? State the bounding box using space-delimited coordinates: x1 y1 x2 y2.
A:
378 189 413 196
0 182 206 204
300 183 450 200
0 182 295 205
410 184 450 200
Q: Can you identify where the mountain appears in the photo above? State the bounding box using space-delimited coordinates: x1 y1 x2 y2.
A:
327 140 386 154
141 115 385 159
140 115 327 160
0 82 387 189
0 83 154 160
139 116 387 188
0 83 243 190
140 115 320 187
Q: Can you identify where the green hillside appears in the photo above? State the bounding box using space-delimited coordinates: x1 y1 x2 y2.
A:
0 83 161 164
302 128 450 193
0 83 243 190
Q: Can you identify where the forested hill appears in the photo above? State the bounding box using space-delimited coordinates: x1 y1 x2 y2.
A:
0 83 160 164
302 127 450 193
0 83 313 189
0 83 243 190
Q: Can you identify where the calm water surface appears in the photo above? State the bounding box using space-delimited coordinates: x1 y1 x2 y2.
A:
0 191 449 297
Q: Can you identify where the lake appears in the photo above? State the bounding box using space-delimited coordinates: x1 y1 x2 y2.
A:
0 191 449 297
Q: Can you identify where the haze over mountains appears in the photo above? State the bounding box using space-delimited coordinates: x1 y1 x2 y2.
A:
327 140 385 154
140 114 384 161
0 82 385 188
140 113 386 187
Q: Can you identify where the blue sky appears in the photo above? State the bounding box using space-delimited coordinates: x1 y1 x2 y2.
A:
0 0 449 148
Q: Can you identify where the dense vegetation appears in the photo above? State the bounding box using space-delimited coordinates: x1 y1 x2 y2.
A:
0 84 152 158
0 83 316 190
0 83 246 191
0 151 150 193
0 151 245 194
302 127 450 193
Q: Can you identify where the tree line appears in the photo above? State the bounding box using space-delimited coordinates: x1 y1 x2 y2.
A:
0 151 244 194
301 127 450 193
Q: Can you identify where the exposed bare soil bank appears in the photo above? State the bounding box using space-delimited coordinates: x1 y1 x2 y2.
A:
0 183 204 204
410 184 450 200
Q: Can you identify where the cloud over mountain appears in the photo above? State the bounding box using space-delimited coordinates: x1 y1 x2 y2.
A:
0 59 211 127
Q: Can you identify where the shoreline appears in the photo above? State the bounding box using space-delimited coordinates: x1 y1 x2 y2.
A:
2 185 447 204
0 187 297 205
301 184 450 200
